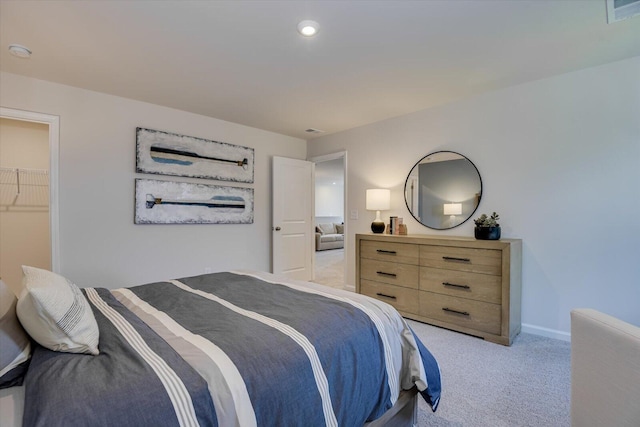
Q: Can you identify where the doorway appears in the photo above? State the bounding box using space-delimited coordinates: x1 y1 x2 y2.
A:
310 152 346 289
0 108 59 296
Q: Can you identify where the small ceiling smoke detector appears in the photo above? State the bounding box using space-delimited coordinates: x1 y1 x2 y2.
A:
305 128 325 134
8 44 32 58
297 20 320 37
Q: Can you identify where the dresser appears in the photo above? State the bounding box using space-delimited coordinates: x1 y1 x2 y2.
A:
356 233 522 345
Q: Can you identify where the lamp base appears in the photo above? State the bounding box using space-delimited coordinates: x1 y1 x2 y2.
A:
371 220 385 234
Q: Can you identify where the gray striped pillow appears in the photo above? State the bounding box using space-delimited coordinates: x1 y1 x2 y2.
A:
0 279 31 388
16 266 99 355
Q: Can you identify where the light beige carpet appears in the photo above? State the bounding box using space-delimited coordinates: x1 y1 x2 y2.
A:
411 320 571 426
313 248 344 289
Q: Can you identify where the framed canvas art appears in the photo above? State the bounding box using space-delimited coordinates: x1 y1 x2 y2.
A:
136 127 254 183
134 178 254 224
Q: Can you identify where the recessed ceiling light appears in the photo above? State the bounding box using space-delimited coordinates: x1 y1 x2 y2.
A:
297 20 320 37
8 44 32 58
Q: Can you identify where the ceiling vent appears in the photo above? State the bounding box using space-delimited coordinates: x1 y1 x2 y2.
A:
305 128 325 134
607 0 640 23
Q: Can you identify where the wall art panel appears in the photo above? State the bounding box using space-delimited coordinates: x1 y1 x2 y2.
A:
136 127 254 183
134 178 253 224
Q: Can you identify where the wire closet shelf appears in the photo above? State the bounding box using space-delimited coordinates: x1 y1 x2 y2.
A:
0 167 50 209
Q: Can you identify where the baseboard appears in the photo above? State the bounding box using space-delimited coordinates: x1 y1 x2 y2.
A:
522 323 571 342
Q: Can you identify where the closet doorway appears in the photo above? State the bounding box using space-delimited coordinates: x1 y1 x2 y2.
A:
310 152 346 290
0 108 59 296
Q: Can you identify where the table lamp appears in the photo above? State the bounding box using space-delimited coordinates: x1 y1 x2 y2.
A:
366 189 391 233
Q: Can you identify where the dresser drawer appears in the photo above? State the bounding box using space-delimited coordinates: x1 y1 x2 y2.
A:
420 245 501 276
361 280 419 314
419 291 501 335
360 240 419 265
420 266 501 304
360 258 419 289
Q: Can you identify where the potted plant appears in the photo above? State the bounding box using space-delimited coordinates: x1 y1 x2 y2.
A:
474 212 501 240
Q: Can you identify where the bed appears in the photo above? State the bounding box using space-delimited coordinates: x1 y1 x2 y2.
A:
0 268 441 426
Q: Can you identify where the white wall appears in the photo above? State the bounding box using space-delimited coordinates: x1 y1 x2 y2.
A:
0 72 306 289
308 56 640 338
314 157 345 219
315 184 344 218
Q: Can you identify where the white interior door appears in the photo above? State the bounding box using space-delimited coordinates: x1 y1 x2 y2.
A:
272 156 313 280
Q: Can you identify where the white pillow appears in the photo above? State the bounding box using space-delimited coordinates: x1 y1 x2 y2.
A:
17 266 99 355
317 223 337 235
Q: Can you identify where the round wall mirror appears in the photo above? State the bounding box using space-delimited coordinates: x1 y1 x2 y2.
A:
404 151 482 230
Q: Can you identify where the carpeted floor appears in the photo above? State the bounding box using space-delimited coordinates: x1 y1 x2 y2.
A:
313 248 344 289
409 320 571 426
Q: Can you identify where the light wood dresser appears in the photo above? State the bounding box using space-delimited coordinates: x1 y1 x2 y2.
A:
356 233 522 345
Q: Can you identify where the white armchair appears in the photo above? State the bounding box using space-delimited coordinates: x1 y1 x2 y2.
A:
570 309 640 427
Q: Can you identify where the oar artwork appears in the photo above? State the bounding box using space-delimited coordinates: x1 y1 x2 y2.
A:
146 194 245 209
150 145 248 168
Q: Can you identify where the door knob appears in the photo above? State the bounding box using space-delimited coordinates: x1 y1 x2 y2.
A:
274 226 281 231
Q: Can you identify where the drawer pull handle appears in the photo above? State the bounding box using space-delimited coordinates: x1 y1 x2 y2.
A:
377 249 397 255
442 282 470 290
442 307 470 316
376 271 397 277
376 293 397 300
442 256 471 262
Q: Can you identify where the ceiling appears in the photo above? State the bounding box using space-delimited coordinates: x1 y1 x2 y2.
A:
1 1 639 140
315 157 344 186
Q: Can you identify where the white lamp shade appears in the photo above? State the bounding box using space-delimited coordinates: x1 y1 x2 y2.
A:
443 203 462 215
366 189 391 211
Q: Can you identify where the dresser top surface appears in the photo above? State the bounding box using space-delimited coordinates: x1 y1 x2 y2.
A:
356 233 521 249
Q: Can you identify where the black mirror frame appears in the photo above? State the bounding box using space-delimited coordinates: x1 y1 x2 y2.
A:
404 150 483 230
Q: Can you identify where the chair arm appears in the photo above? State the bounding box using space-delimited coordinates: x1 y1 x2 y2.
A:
571 309 640 427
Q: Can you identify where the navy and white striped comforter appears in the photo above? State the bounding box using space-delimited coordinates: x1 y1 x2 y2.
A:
23 271 441 426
